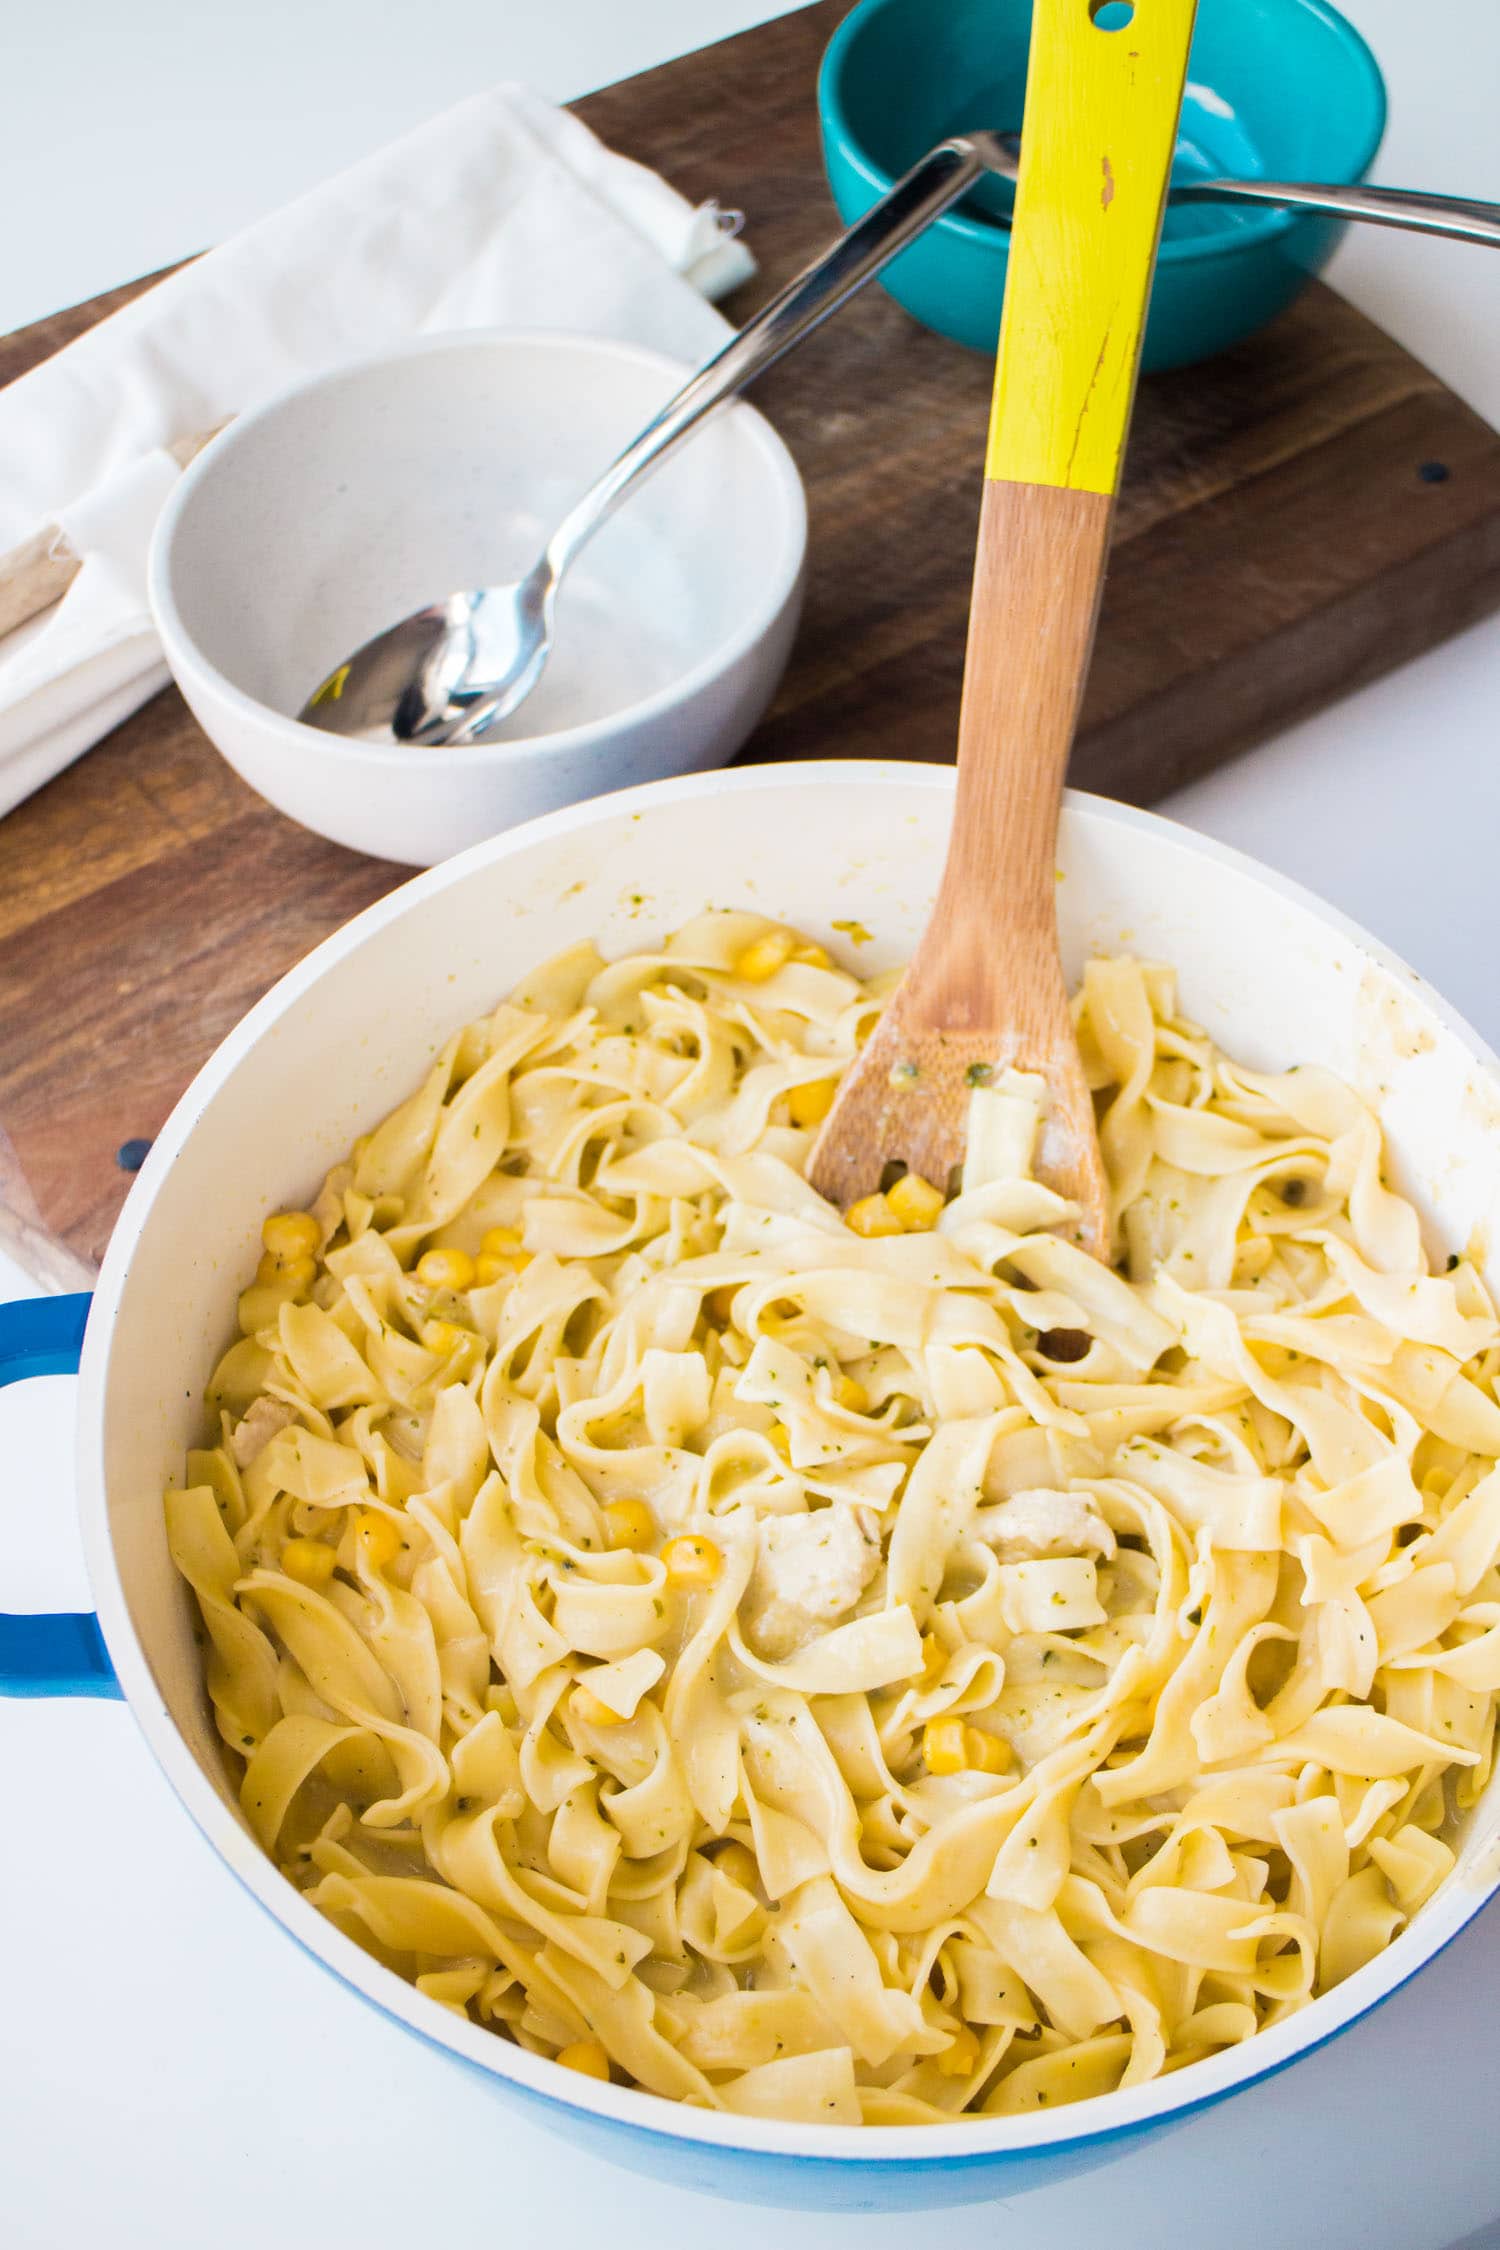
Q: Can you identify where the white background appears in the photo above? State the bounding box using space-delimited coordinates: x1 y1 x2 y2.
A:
3 4 1499 2246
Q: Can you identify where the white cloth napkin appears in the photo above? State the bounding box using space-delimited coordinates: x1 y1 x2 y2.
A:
0 83 753 819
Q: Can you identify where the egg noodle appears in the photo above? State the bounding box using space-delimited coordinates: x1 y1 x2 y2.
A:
166 914 1500 2125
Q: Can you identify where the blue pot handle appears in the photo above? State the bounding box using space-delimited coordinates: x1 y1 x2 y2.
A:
0 1293 120 1699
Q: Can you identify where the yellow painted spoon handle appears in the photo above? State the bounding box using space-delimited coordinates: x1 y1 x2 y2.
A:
934 0 1201 956
988 0 1200 496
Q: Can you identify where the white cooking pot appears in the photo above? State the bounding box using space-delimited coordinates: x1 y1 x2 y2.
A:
6 764 1500 2212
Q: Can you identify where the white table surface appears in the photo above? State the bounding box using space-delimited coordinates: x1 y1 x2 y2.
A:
3 4 1500 2245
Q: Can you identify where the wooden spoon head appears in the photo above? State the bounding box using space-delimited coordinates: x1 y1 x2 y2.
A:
808 967 1111 1261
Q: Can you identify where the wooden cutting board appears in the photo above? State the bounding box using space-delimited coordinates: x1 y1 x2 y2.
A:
5 0 1500 1287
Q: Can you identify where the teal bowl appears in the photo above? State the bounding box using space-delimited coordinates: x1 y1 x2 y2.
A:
818 0 1388 372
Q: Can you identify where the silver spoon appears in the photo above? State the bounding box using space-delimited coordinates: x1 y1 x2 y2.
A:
979 131 1500 245
299 133 1009 746
302 135 1500 747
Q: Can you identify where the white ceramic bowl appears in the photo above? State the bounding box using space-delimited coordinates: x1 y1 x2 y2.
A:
147 333 807 865
11 765 1500 2209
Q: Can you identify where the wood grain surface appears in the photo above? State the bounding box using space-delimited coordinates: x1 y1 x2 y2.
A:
4 0 1500 1280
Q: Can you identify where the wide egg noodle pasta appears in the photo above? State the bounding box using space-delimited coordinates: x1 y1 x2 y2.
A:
167 922 1499 2124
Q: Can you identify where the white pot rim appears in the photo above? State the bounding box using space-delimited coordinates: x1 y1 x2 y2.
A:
75 759 1500 2167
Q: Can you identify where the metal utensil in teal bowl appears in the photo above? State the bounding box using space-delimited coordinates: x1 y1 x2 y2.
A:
819 0 1389 371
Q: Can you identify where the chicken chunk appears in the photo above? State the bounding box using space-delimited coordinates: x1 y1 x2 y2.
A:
744 1505 881 1659
229 1395 296 1467
972 1487 1114 1563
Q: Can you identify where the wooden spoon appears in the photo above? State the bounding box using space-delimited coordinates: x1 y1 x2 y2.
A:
809 0 1200 1261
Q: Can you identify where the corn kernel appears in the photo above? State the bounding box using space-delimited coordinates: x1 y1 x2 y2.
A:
791 942 832 970
256 1250 317 1293
964 1725 1013 1775
766 1421 792 1459
416 1247 476 1291
846 1193 903 1239
936 2026 980 2079
476 1228 530 1285
604 1499 655 1552
556 2039 611 2081
420 1318 473 1355
787 1078 836 1128
571 1682 629 1728
713 1842 761 1892
920 1630 946 1679
833 1374 869 1413
355 1509 403 1573
262 1210 320 1261
923 1716 968 1776
662 1534 723 1590
280 1536 337 1589
887 1172 945 1231
733 929 795 983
